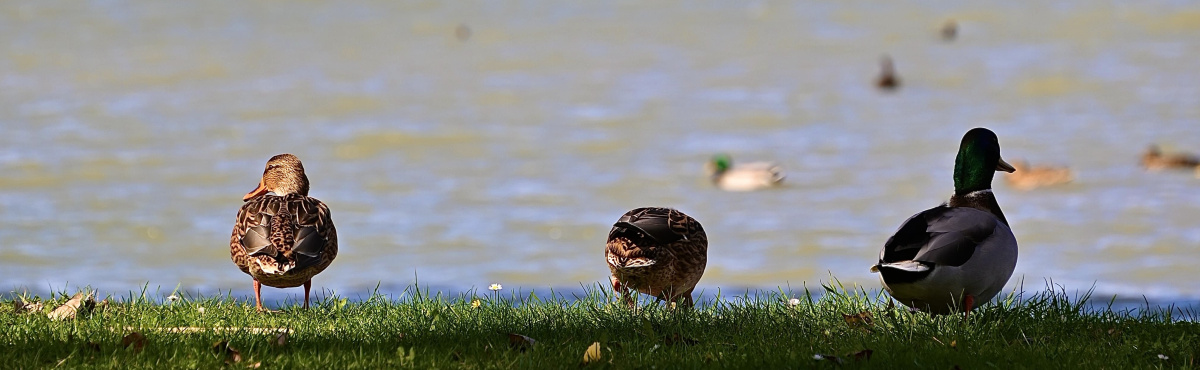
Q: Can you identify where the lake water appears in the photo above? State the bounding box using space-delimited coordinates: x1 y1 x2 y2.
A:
2 1 1199 306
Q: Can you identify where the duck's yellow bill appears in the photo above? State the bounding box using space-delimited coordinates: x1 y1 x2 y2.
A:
244 180 268 200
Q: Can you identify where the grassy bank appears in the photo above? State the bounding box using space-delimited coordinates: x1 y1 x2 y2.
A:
2 284 1197 369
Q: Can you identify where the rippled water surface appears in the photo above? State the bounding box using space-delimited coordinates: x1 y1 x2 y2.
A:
2 1 1200 304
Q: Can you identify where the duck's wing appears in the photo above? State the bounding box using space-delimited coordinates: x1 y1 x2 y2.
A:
236 194 335 271
880 205 999 268
606 207 691 268
608 207 687 244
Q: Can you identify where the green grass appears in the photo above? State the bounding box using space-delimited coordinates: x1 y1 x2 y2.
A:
2 283 1197 369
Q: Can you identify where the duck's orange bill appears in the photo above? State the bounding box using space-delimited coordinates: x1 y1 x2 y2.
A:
244 180 268 200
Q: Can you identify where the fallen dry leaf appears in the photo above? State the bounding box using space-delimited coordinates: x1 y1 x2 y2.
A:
507 333 536 352
850 349 873 361
582 342 602 364
49 292 95 321
842 311 874 330
13 297 43 315
122 332 146 353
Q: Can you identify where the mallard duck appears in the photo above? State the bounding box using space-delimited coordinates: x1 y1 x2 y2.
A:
940 19 958 41
229 154 338 311
871 128 1018 315
606 207 708 308
705 154 785 192
1004 160 1073 190
876 55 901 91
1141 145 1199 171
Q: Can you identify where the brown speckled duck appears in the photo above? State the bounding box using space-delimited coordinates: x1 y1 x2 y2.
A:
229 154 337 311
605 207 707 308
1141 145 1199 171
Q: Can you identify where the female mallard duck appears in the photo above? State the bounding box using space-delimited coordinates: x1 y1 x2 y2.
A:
606 207 707 308
229 154 337 311
876 55 901 91
871 128 1018 315
1141 145 1199 171
705 154 785 192
1004 160 1073 190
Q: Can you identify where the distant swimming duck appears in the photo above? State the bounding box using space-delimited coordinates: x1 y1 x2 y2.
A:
606 207 708 308
871 128 1018 315
705 154 785 192
940 20 958 41
876 55 901 91
230 154 338 311
1004 160 1074 190
1141 145 1199 171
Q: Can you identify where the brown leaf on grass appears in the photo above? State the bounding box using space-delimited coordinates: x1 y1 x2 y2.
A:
507 333 536 352
813 354 843 364
850 349 873 361
273 332 289 347
13 297 43 315
842 311 874 329
582 342 602 364
122 332 146 353
48 292 95 321
664 333 699 346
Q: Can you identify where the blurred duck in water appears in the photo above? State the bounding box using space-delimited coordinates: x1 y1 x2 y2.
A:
1004 160 1073 190
705 153 785 192
876 55 901 91
1141 145 1199 171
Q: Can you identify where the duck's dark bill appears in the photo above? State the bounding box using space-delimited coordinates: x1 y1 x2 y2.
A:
996 158 1016 173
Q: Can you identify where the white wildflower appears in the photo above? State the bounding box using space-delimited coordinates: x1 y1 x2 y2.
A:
787 298 801 307
197 306 206 314
167 294 179 303
1158 354 1169 360
488 283 502 291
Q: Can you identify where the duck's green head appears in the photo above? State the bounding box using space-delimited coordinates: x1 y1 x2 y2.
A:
710 154 732 174
953 128 1015 194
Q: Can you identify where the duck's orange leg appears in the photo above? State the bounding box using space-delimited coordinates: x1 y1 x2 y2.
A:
963 294 976 319
303 279 312 309
253 280 265 311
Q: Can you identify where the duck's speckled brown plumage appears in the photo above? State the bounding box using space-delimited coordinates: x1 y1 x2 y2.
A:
230 193 337 287
230 154 337 310
1142 145 1199 171
605 207 707 307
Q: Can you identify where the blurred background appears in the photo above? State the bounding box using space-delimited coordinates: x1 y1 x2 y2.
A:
1 1 1198 306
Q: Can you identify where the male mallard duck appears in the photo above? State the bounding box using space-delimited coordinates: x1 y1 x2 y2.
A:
606 207 708 308
1004 160 1073 190
229 154 338 311
705 154 785 192
871 128 1018 315
876 55 901 91
1141 145 1199 171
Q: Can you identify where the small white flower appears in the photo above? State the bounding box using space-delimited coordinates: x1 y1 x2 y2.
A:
488 283 503 291
197 306 206 314
813 354 825 360
1158 354 1169 360
167 294 179 303
787 298 801 307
